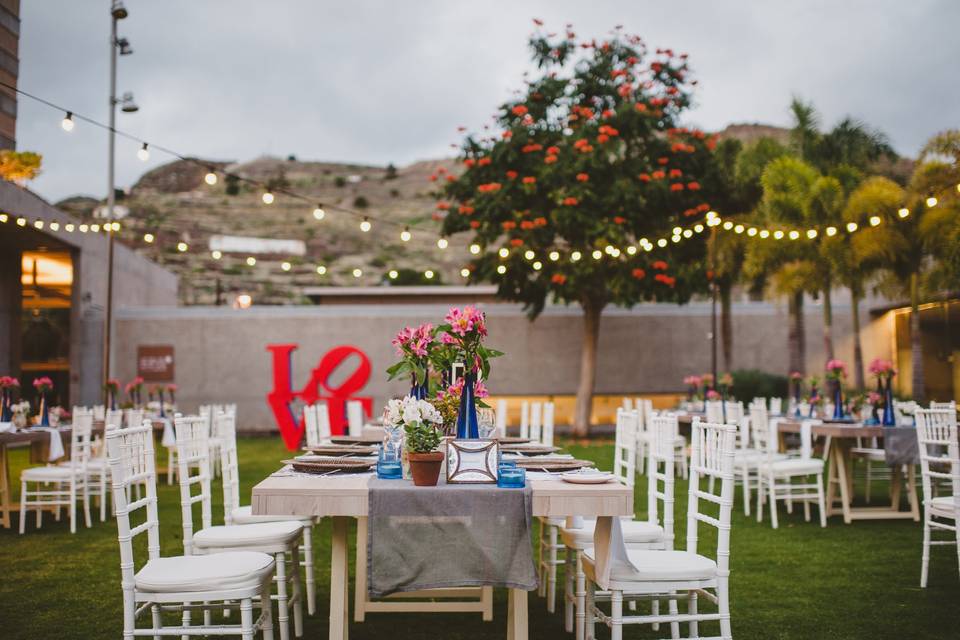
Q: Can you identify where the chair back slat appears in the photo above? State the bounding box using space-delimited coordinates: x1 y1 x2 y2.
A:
347 400 364 436
749 402 774 457
647 413 677 549
174 414 212 554
686 418 736 571
529 402 543 442
915 408 960 509
70 408 95 472
542 402 555 446
218 411 242 524
705 401 724 424
520 401 530 439
769 397 783 415
304 403 331 447
124 408 144 429
496 399 508 438
106 424 160 589
613 408 638 488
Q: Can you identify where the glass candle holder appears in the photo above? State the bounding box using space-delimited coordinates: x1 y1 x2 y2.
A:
497 466 525 488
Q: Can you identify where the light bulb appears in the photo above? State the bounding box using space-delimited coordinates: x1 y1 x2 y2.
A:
683 229 693 238
806 229 818 239
49 222 59 231
705 210 718 220
424 270 435 279
246 256 256 266
592 250 602 260
571 251 582 262
694 224 704 233
0 213 6 223
869 215 881 227
176 241 187 251
61 112 75 132
926 196 938 208
657 238 667 247
64 223 74 232
788 230 800 240
825 226 837 237
317 265 327 275
400 227 411 242
437 237 448 249
604 245 614 255
773 230 784 240
211 250 222 260
78 223 88 232
497 265 507 274
137 143 149 161
33 220 43 229
747 227 757 237
498 247 509 258
313 206 325 221
846 222 858 232
91 223 100 232
524 250 535 260
281 261 291 272
672 226 682 235
388 269 398 279
262 192 274 204
143 233 154 243
898 208 910 218
626 246 637 255
470 243 481 255
360 218 371 232
352 268 362 278
460 268 470 278
672 235 681 243
611 248 621 257
734 224 744 234
532 261 542 270
722 221 734 230
204 172 218 185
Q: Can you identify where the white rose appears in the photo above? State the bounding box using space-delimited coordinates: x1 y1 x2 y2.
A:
418 400 442 424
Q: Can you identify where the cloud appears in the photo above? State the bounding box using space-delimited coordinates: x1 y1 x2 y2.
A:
17 0 960 202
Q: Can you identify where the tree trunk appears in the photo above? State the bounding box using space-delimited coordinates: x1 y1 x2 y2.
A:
851 289 865 389
573 298 603 437
787 290 806 376
720 283 734 372
910 272 925 404
822 282 834 362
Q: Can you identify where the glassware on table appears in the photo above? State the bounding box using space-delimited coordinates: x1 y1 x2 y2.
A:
497 465 525 488
377 426 404 480
477 408 496 439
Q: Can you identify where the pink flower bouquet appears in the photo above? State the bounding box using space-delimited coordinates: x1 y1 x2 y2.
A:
825 359 847 381
387 323 438 390
868 358 896 379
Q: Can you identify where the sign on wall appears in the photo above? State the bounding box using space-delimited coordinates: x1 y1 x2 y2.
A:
266 344 373 450
137 345 174 381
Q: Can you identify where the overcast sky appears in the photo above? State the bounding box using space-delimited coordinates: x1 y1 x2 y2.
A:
17 0 960 202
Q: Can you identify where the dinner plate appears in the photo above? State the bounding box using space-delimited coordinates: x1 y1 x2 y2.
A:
560 470 615 484
283 457 375 474
495 436 532 444
330 435 383 445
513 458 594 472
303 444 377 456
500 444 560 455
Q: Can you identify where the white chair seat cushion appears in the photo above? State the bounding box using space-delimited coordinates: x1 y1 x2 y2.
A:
562 519 664 546
585 548 717 582
193 521 303 549
231 505 312 526
21 465 73 481
760 458 824 475
60 459 110 472
136 551 274 593
929 496 959 518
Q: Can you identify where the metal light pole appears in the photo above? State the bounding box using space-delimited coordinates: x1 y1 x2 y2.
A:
709 225 718 384
103 0 136 400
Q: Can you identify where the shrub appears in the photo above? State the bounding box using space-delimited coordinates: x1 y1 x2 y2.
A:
353 196 369 209
731 369 789 402
334 176 346 187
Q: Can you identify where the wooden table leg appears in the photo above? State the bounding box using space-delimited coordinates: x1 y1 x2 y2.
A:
907 465 920 521
330 516 350 640
833 442 853 524
825 438 838 516
354 517 367 622
507 589 527 640
890 465 903 509
0 443 10 529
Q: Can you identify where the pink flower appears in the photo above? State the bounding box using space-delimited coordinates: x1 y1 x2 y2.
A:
706 389 721 400
474 380 489 398
867 391 883 406
683 375 701 387
446 307 475 336
789 371 803 380
439 332 458 345
825 359 847 378
868 358 895 377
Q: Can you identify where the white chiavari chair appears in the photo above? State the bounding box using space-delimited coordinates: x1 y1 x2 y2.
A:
622 397 634 411
751 402 827 528
19 407 93 534
930 401 957 412
520 400 530 439
560 410 677 640
108 424 276 640
584 419 737 640
219 411 319 616
769 397 783 416
705 401 723 424
542 402 555 446
303 403 331 448
346 400 364 437
530 401 543 443
916 408 960 587
93 404 106 421
125 408 144 429
496 398 508 438
175 415 304 640
894 399 918 426
85 408 124 521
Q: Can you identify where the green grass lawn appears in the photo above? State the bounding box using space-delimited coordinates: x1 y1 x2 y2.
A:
0 437 957 639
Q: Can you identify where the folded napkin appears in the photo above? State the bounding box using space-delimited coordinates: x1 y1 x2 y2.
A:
799 419 821 459
159 418 175 448
31 427 65 461
0 422 14 433
592 516 639 590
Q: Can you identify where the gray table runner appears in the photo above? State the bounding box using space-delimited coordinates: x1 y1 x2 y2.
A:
883 427 920 466
367 477 538 597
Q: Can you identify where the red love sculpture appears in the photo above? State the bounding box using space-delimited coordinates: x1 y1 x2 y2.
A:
266 344 373 450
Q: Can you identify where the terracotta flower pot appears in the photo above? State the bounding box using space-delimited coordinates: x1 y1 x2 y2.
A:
408 451 444 486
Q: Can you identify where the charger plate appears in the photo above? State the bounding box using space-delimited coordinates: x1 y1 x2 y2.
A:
512 458 594 472
331 435 383 445
303 444 377 456
283 457 375 474
500 444 560 455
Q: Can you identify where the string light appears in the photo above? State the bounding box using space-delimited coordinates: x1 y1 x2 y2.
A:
78 223 88 232
352 268 363 278
317 265 327 275
137 142 149 161
261 191 274 204
49 222 59 231
657 239 667 247
846 222 858 232
806 229 818 239
176 241 187 252
549 250 560 261
246 256 256 266
400 226 411 242
734 224 744 234
592 249 602 260
313 205 325 221
33 220 43 229
898 208 910 218
626 246 637 255
61 111 74 132
281 261 291 272
759 229 770 239
524 250 535 260
211 250 222 259
470 243 481 255
722 221 734 231
64 223 74 232
825 226 837 237
0 213 6 223
388 269 397 279
424 269 435 279
143 232 154 243
869 215 881 227
437 237 448 249
772 230 784 240
90 223 100 232
498 247 509 258
532 261 542 270
204 171 218 185
926 196 938 208
747 227 758 237
571 250 582 262
360 217 371 232
496 265 507 274
460 268 470 278
682 229 693 238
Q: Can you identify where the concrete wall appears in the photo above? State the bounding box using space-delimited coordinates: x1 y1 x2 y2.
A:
113 292 895 432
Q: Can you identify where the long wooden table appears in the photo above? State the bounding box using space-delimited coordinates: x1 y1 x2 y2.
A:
251 472 633 640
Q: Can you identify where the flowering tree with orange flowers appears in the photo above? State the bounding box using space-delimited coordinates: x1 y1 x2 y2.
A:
439 22 716 435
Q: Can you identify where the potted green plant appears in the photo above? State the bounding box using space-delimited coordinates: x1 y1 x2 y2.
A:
384 396 445 486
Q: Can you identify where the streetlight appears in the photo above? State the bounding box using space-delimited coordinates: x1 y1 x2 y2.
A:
103 0 137 401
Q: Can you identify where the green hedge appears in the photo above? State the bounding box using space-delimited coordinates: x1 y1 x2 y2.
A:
730 369 789 402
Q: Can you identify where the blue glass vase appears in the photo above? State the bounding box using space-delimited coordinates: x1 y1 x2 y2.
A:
38 392 50 427
409 373 428 400
832 382 845 420
1 389 10 422
881 377 896 426
808 386 818 418
158 390 166 418
720 388 727 422
455 372 479 439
